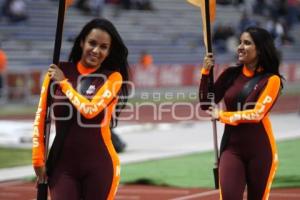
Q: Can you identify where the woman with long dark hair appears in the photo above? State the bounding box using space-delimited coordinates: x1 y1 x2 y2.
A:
199 27 284 200
32 18 129 200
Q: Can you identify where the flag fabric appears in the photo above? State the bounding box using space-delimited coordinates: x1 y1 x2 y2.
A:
187 0 216 52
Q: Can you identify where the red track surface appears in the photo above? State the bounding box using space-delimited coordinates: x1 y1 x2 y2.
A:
0 181 299 200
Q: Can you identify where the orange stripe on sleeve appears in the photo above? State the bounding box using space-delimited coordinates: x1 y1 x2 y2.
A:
219 75 281 126
59 72 122 119
32 74 50 167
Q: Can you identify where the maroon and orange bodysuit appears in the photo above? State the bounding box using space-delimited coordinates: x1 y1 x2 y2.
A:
200 66 280 200
32 62 121 200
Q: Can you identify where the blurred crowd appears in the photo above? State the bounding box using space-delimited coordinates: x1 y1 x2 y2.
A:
0 0 154 22
56 0 154 15
0 0 299 59
212 0 300 54
1 0 29 23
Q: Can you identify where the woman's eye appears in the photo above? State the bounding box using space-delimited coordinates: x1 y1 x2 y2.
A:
245 41 251 45
89 41 97 47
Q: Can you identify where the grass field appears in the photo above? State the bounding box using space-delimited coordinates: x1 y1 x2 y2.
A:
0 138 299 188
0 147 32 168
120 138 300 188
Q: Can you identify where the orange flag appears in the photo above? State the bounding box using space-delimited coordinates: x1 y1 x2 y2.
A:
187 0 216 52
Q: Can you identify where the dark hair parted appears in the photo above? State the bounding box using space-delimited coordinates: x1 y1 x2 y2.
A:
68 18 130 127
244 27 284 88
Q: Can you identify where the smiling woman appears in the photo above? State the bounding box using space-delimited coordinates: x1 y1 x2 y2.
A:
32 18 130 200
79 29 111 69
199 27 285 200
237 32 258 70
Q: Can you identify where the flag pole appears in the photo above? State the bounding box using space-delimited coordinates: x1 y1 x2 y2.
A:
36 0 66 199
53 0 66 65
204 0 219 189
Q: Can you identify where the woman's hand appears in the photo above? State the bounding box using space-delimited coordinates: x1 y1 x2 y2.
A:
206 106 220 120
34 165 47 186
48 64 66 82
203 53 214 71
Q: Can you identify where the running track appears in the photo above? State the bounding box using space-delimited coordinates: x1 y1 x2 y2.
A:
0 181 299 200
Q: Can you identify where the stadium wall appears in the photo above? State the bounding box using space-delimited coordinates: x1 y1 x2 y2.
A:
1 63 300 102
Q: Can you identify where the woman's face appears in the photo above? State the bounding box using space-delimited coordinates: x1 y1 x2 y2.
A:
237 32 258 67
80 28 111 68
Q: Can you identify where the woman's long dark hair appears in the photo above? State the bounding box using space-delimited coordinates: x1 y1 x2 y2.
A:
226 27 285 90
245 27 284 89
69 18 130 127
